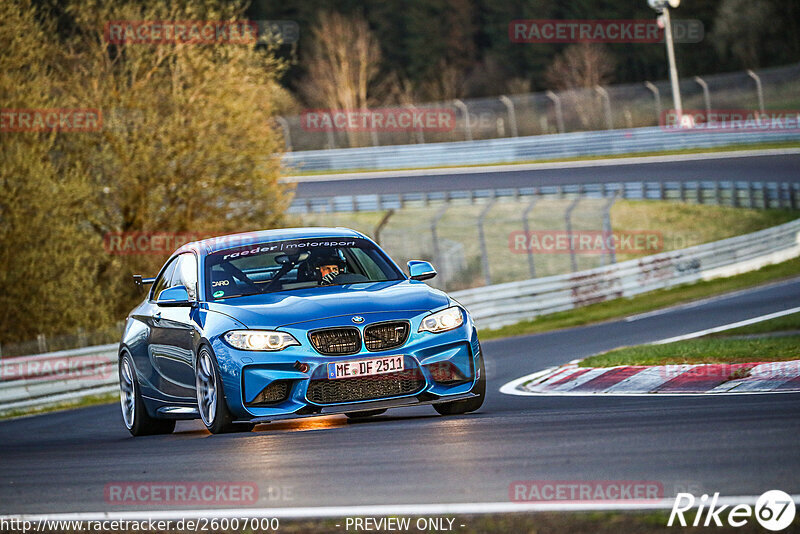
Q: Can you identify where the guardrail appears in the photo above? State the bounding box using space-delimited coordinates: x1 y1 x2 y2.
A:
283 126 800 173
289 177 800 214
451 218 800 330
0 344 118 416
2 218 798 415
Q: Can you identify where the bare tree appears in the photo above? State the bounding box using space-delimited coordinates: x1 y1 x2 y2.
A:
545 43 615 90
544 44 616 130
419 60 466 102
301 11 382 147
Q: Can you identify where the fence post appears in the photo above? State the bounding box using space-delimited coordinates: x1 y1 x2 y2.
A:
715 181 722 206
644 81 661 123
746 70 766 114
565 194 582 273
37 334 47 354
430 205 449 288
373 209 395 245
749 182 756 208
324 112 336 149
595 86 613 130
693 76 711 117
522 195 539 278
275 116 292 151
453 99 472 141
602 191 620 266
407 104 425 144
477 199 497 286
77 327 87 347
546 91 565 134
499 95 518 137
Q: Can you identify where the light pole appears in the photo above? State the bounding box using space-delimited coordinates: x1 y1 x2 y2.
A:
648 0 683 121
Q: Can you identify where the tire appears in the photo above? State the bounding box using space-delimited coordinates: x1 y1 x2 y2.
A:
433 354 486 416
345 409 387 420
196 346 254 434
119 353 176 437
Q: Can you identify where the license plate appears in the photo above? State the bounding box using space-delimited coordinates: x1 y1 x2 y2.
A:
327 356 404 379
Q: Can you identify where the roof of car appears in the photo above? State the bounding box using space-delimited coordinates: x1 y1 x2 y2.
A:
175 227 367 256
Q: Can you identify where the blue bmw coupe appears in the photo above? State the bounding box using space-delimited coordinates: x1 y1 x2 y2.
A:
119 228 485 435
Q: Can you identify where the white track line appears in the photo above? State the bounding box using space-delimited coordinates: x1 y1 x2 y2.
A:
651 306 800 345
625 277 800 322
283 147 800 183
4 495 799 521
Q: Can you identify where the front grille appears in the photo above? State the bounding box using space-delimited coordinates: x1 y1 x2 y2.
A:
309 328 361 355
246 380 290 406
364 321 409 351
306 368 425 404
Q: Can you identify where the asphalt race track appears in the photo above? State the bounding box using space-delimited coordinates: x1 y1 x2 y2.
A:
2 278 799 514
291 151 800 198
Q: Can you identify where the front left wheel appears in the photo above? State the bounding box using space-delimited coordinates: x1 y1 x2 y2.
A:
119 353 175 437
433 356 486 416
196 347 254 434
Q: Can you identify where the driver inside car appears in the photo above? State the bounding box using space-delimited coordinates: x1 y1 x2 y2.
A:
313 254 346 286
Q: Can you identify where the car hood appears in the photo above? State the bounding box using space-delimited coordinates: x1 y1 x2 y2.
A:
205 280 450 329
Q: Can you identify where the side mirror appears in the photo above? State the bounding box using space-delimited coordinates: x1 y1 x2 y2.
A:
156 285 192 306
408 260 437 281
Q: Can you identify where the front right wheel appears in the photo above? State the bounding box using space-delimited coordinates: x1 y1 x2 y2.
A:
433 356 486 416
196 347 254 434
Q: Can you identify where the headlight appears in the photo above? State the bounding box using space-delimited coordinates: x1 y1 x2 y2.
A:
418 306 464 333
223 330 300 351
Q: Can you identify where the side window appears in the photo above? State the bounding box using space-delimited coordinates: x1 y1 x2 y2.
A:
170 253 198 300
151 258 178 301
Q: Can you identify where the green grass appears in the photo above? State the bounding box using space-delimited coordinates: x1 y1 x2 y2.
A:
580 335 800 368
285 140 800 176
0 391 117 421
480 256 800 340
707 311 800 337
297 199 798 289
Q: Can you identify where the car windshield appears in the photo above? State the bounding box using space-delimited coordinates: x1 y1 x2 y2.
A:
204 237 405 300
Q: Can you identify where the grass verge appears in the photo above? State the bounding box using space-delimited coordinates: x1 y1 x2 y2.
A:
302 199 798 287
0 391 117 421
480 256 800 340
707 311 800 337
580 335 800 367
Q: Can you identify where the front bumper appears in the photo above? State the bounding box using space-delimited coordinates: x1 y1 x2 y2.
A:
236 391 481 424
209 309 482 422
